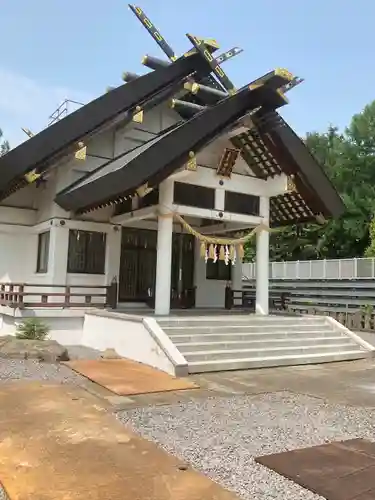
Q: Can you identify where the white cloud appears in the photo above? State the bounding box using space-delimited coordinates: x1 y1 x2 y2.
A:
0 68 94 147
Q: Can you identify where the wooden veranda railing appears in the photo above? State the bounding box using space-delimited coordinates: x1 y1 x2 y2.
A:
224 286 290 312
0 282 118 309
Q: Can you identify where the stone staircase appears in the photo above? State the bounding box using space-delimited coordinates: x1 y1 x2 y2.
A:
157 315 373 374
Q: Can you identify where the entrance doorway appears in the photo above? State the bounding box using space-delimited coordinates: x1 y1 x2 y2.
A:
118 228 157 302
118 227 195 304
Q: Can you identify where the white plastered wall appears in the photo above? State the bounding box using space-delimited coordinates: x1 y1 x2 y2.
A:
0 104 179 289
0 103 285 307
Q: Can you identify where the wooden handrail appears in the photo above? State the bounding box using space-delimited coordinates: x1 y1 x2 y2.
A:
0 282 118 310
0 283 109 288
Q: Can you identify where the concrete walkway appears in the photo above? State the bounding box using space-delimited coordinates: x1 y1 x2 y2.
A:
356 330 375 348
107 358 375 410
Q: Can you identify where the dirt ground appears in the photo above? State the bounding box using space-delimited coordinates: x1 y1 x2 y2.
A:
0 382 238 500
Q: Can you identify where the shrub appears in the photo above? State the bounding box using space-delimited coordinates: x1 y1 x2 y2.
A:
16 318 49 341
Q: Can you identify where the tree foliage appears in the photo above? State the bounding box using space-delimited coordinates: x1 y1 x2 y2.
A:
0 128 9 156
244 101 375 262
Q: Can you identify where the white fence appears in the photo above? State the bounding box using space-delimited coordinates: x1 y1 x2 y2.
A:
242 258 375 280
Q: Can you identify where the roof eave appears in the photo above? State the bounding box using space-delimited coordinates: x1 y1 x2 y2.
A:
0 52 211 196
55 85 286 213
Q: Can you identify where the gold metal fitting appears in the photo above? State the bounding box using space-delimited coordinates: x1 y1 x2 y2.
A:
191 83 200 94
183 82 194 91
275 68 294 81
315 213 327 224
277 89 289 103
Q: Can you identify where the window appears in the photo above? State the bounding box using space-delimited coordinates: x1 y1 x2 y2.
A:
174 182 215 209
206 252 232 281
224 191 260 216
67 230 106 274
36 231 50 273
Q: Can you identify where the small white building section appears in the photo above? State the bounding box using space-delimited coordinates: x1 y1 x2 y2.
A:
0 103 287 314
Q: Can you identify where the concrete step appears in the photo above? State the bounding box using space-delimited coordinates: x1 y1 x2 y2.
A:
157 313 371 374
168 330 342 343
188 350 369 373
164 324 333 336
175 336 355 353
183 343 362 363
158 316 326 329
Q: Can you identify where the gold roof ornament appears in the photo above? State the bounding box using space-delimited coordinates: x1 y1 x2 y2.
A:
203 38 219 49
24 169 41 183
186 151 197 171
191 82 200 94
75 141 87 161
183 36 219 58
183 81 195 92
136 182 153 198
275 68 294 81
249 83 263 91
277 88 289 104
21 129 42 183
286 175 297 192
132 106 144 123
315 213 327 224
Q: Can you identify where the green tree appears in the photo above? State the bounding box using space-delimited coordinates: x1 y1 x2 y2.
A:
365 216 375 257
0 128 9 156
245 101 375 262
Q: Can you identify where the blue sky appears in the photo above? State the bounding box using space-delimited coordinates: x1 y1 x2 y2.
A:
0 0 374 146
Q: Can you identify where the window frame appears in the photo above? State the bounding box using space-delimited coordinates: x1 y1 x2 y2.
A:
36 231 50 273
67 230 107 275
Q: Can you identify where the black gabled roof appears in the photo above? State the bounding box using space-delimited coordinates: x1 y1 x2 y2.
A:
56 123 181 203
0 52 212 198
231 110 345 226
55 83 286 213
134 64 346 227
263 113 344 221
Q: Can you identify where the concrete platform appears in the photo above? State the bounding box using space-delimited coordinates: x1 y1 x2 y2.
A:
108 359 375 410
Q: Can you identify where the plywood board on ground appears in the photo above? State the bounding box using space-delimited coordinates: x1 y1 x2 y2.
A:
255 438 375 500
65 359 198 395
0 382 237 500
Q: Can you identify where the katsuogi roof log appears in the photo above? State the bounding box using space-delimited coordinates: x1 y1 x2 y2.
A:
55 83 286 213
0 52 214 194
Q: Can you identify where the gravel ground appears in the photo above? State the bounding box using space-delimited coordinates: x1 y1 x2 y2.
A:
118 392 375 500
0 344 103 383
0 359 88 384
